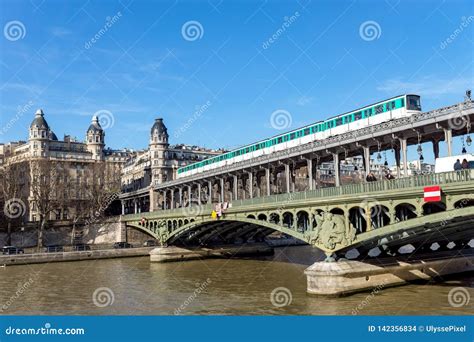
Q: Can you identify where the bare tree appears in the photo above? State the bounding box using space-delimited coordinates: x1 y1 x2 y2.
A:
29 159 65 250
0 162 27 245
68 162 121 244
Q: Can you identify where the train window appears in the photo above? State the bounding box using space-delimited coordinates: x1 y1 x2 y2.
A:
407 95 421 111
335 117 343 126
354 112 362 120
290 133 296 140
277 137 283 144
375 105 383 114
401 98 405 107
304 128 310 135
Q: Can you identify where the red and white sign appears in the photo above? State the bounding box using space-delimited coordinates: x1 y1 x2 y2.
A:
424 186 442 202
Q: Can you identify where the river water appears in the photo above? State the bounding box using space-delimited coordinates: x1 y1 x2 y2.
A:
0 246 472 315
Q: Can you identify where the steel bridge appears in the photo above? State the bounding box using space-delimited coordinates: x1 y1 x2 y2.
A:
121 170 474 259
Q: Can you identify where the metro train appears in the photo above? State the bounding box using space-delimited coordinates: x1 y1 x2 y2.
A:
177 94 422 178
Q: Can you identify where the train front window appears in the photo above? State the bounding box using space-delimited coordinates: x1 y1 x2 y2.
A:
407 95 421 111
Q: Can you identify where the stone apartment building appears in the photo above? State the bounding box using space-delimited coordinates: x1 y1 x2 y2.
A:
0 109 132 225
120 118 224 214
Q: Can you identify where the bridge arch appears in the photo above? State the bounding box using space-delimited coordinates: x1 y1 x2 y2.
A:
296 210 310 232
282 212 294 229
395 203 417 222
162 217 308 247
423 202 446 215
348 206 367 233
370 205 390 229
454 198 474 209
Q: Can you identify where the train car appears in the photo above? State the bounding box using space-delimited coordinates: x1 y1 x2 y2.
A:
177 94 422 179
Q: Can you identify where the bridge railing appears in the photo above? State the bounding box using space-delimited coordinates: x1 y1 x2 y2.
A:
230 169 474 207
122 169 474 220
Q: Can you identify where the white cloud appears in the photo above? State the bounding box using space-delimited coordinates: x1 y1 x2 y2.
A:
377 76 472 98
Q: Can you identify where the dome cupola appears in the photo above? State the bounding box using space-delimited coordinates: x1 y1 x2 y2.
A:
30 109 49 130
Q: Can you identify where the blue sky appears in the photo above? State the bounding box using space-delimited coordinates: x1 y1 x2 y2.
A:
1 0 473 163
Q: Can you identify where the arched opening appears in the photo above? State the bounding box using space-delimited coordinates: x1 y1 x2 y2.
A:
178 219 183 227
269 213 280 224
454 198 474 209
349 207 367 234
370 205 390 229
247 214 256 219
173 220 178 229
395 203 417 222
282 212 294 229
257 213 267 221
423 202 446 215
330 207 344 216
296 211 310 232
154 221 158 229
184 219 189 225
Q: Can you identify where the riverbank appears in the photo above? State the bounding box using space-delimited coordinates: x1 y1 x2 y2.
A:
0 247 154 266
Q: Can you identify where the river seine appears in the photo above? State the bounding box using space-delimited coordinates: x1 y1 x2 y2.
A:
0 246 472 315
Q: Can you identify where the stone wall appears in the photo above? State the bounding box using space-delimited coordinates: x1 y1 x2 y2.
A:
0 217 154 248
